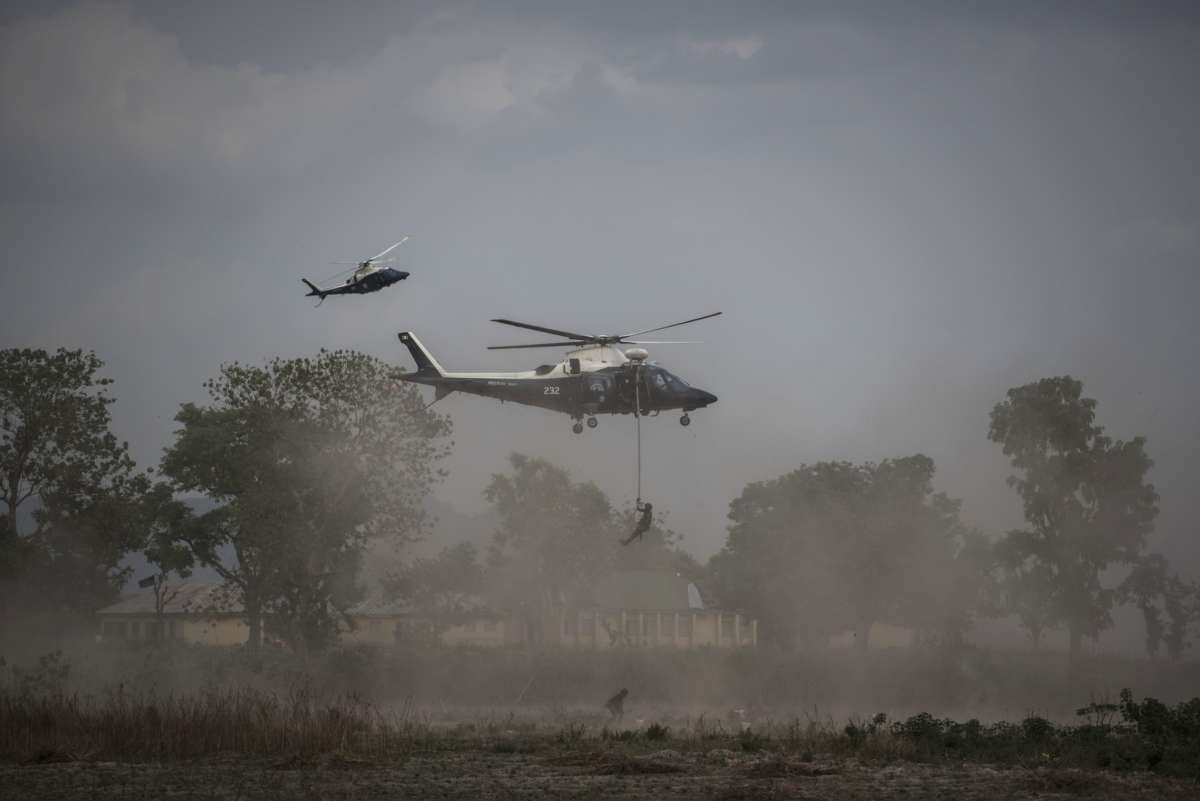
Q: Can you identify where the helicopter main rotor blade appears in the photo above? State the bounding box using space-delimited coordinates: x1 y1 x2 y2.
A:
487 341 585 350
491 319 595 342
314 265 361 284
622 340 701 345
621 311 722 340
367 236 409 263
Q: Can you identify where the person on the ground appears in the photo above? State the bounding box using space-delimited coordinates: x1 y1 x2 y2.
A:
605 688 628 719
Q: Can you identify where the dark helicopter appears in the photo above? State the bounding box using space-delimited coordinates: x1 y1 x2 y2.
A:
302 237 410 303
397 313 720 433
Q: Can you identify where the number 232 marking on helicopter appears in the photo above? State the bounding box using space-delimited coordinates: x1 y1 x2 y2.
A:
397 313 720 433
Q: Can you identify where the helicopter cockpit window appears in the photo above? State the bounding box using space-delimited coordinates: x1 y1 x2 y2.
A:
534 364 555 376
664 372 690 388
653 371 667 389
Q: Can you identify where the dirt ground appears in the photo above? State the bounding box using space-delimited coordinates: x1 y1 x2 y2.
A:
4 750 1197 801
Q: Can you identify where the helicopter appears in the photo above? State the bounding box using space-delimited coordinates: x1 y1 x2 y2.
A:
396 312 720 433
302 237 411 303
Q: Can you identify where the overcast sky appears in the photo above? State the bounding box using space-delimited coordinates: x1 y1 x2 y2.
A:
2 1 1198 571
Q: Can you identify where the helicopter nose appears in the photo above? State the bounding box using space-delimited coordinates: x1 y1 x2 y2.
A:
398 271 410 280
692 389 718 407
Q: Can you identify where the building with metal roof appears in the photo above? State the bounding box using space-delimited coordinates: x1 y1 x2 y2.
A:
96 571 756 650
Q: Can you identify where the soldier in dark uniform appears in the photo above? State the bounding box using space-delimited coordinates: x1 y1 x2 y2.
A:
605 688 628 719
621 502 653 546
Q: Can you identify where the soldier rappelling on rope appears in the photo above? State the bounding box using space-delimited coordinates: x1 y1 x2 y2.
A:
620 355 654 546
621 501 654 546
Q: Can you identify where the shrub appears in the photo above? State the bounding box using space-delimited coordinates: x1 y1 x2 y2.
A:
645 723 671 741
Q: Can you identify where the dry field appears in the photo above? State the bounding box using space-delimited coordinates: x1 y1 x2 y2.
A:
4 748 1199 800
4 697 1200 800
3 648 1198 799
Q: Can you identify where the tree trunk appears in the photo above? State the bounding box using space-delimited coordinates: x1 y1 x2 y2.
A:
245 591 262 653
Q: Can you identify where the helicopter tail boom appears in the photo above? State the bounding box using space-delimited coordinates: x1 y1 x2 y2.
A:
398 332 446 378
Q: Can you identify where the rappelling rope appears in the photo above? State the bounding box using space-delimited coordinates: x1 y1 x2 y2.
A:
634 362 643 506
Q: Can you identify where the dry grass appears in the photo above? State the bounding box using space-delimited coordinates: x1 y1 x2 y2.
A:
3 684 1197 781
10 638 1200 720
0 687 429 762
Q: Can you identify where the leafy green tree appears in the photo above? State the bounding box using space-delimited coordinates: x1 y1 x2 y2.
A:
989 376 1159 660
160 350 451 653
0 348 148 618
140 482 197 624
709 455 983 651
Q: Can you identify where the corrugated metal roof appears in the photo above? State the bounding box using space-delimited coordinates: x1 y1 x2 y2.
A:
97 582 242 615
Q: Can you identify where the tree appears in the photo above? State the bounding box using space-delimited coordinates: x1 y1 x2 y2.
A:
992 552 1056 649
383 542 486 644
485 453 620 599
140 482 196 628
708 455 983 651
988 376 1159 660
1119 554 1199 660
1162 577 1200 660
160 350 451 653
0 348 149 619
483 453 689 634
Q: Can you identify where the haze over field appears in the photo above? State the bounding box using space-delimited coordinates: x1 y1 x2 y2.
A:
2 0 1197 580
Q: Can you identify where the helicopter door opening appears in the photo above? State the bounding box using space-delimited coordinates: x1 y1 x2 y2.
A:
587 375 610 409
644 368 666 409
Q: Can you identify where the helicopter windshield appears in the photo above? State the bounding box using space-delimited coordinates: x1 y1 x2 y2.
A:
661 370 690 389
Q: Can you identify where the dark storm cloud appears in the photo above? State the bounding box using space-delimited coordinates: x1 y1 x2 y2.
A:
2 0 1198 629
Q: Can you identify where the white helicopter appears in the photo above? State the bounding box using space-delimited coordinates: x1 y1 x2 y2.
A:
302 237 411 304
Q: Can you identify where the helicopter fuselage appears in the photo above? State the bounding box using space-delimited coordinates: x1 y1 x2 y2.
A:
343 267 409 292
304 267 409 300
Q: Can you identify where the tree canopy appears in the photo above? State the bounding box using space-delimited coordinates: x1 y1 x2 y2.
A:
709 455 989 650
160 349 452 653
989 376 1159 658
484 453 687 608
485 453 619 596
0 348 149 617
383 542 486 644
